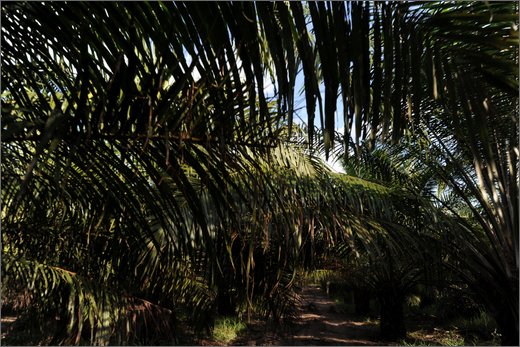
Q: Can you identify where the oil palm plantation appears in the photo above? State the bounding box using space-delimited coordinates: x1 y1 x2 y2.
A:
2 1 518 345
334 143 446 341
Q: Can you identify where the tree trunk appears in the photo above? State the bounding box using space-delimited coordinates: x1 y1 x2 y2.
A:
378 289 406 341
354 288 371 316
216 289 236 316
495 307 519 346
480 275 519 346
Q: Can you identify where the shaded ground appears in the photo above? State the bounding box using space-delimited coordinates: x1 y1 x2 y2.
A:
3 286 495 346
0 316 17 341
230 286 393 346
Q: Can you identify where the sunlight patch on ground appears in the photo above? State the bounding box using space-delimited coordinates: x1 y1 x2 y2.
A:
300 313 323 320
321 319 376 328
292 335 386 346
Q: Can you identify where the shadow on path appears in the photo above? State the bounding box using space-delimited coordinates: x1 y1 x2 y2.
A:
232 286 394 346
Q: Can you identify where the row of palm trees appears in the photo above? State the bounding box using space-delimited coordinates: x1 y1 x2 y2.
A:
2 1 518 345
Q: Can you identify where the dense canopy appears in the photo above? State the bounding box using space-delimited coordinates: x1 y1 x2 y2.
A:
1 1 518 346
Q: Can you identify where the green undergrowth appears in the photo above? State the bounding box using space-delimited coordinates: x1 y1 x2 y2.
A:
403 329 466 346
402 309 500 346
447 310 500 345
211 316 247 344
299 269 337 286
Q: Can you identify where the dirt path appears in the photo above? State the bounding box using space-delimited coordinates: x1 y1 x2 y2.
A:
283 286 389 345
232 285 393 346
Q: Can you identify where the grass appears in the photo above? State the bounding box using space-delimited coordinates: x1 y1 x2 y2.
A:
447 310 500 345
402 310 501 346
403 328 465 346
299 269 336 286
212 316 247 344
449 310 497 336
437 330 466 346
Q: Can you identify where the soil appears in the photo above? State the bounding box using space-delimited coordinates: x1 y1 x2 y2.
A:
2 286 490 346
4 285 390 346
228 286 394 346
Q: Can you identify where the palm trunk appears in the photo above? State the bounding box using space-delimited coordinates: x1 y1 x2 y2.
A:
216 288 237 316
354 288 371 316
494 301 519 346
378 289 406 341
496 312 519 346
476 262 519 346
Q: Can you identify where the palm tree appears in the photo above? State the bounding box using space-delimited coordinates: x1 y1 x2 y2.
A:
1 2 398 340
331 142 445 341
2 1 518 345
309 2 518 343
2 2 266 343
